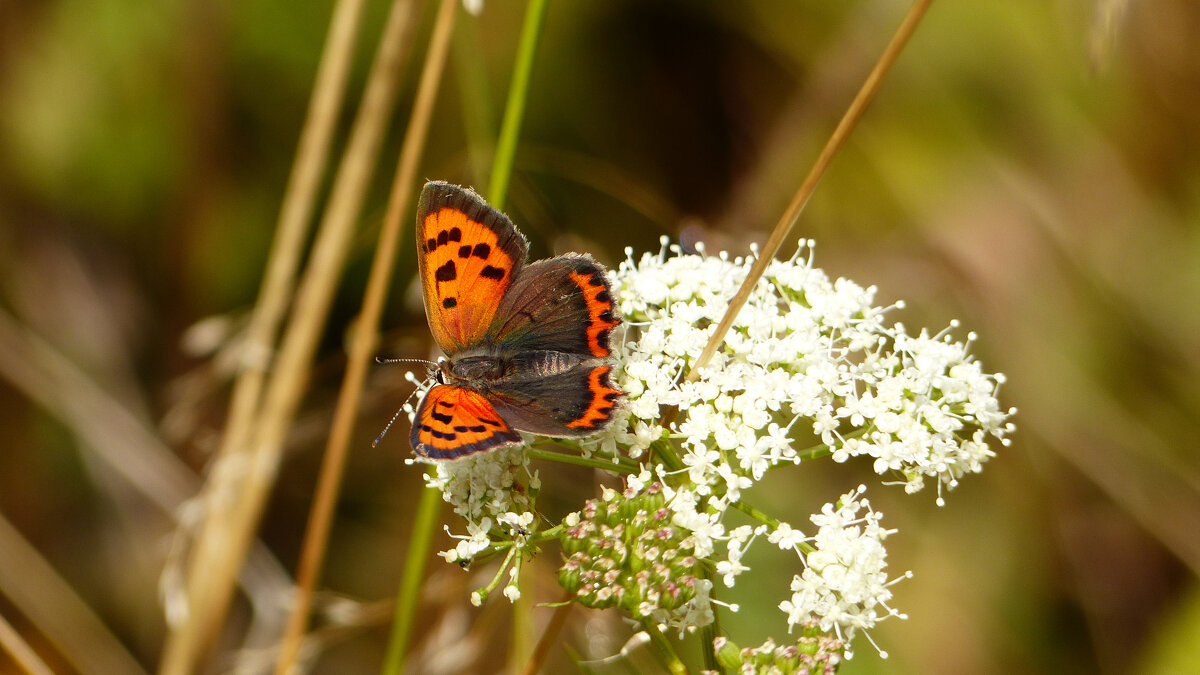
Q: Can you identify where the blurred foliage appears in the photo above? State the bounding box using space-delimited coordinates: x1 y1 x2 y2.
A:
1 0 1198 673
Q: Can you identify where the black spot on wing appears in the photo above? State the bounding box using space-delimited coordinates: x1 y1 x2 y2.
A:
472 242 491 259
435 260 457 282
480 265 505 281
443 297 457 309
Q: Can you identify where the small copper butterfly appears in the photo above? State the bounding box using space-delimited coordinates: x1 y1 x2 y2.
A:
408 181 623 460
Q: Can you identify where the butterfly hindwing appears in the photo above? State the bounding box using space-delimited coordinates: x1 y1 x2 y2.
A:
417 182 529 354
487 255 620 358
411 383 524 460
486 363 622 437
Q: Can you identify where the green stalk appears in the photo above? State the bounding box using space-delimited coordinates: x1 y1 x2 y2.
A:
641 620 688 675
700 563 721 672
484 2 550 669
527 447 640 473
382 468 443 675
486 0 550 211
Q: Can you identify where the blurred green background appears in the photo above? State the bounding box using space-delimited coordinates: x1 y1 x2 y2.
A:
1 0 1198 673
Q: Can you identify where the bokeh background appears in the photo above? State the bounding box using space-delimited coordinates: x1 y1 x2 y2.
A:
1 0 1198 673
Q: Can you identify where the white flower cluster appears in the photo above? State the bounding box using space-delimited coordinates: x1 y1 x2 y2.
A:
776 485 908 656
413 238 1014 660
422 445 538 565
601 239 1014 503
586 239 1012 651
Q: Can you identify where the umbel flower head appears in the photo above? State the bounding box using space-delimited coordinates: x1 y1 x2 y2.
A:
416 238 1014 662
599 239 1013 505
559 481 710 631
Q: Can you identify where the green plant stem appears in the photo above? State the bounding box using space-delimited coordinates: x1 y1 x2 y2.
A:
382 468 443 675
271 1 423 671
486 0 550 211
527 447 639 473
641 620 688 675
700 563 721 673
481 1 551 669
729 499 815 555
479 546 521 602
652 438 685 472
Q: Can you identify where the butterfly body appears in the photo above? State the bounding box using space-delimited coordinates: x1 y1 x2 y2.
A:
409 182 622 460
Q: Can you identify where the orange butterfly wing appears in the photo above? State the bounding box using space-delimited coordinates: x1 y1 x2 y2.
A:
416 182 528 354
410 384 523 460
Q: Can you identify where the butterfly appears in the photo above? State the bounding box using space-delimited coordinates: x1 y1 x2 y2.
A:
408 181 623 460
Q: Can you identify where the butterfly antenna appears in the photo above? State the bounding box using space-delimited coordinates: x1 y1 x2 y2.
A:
372 366 436 448
375 356 436 366
372 406 407 447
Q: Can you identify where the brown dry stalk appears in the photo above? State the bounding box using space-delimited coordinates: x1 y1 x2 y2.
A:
0 512 147 675
0 611 55 675
271 0 458 672
0 305 292 672
520 601 572 675
685 0 934 383
158 0 369 672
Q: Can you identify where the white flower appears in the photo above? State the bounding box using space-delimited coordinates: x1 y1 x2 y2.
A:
716 554 748 588
767 522 806 552
778 486 908 647
426 446 534 563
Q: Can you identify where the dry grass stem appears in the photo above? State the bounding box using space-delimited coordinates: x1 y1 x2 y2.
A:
272 0 432 670
0 513 147 675
0 308 194 512
0 306 293 665
520 601 572 675
686 0 934 382
0 610 55 675
159 0 370 671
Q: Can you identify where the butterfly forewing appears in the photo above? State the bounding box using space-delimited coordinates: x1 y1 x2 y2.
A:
417 182 528 354
411 384 523 460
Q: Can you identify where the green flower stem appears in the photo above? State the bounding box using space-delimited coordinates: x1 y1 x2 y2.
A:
486 0 550 211
641 620 688 675
777 428 870 466
382 468 443 675
527 447 640 473
526 523 564 546
699 563 722 672
729 499 815 555
466 523 564 566
478 546 520 603
729 499 780 529
652 438 684 472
